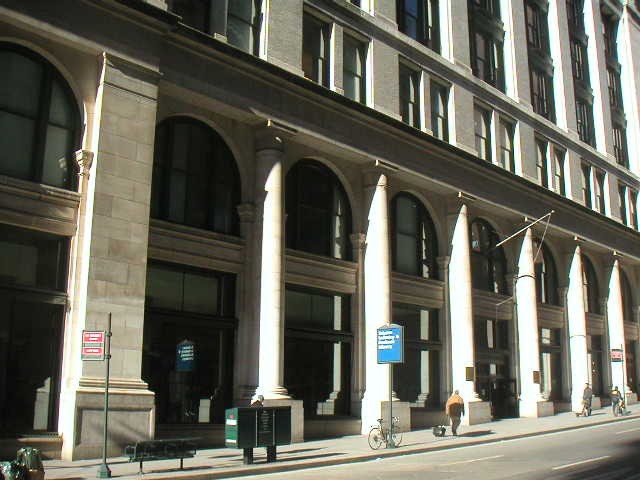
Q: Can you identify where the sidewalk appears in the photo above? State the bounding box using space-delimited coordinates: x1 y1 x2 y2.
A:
42 408 639 480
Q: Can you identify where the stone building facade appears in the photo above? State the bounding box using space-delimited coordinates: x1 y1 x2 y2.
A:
0 0 639 460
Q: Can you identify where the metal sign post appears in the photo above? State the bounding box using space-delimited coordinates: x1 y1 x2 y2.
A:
377 324 404 449
612 346 626 413
97 313 112 478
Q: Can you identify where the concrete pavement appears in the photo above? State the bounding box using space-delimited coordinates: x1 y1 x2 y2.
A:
42 408 638 479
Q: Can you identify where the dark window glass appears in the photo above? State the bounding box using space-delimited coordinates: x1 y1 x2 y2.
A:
302 14 330 87
399 64 421 128
552 148 566 195
430 81 449 141
534 241 558 305
607 68 623 110
227 0 261 53
594 170 606 214
285 160 352 260
570 39 588 82
575 99 595 147
343 35 367 104
284 286 352 417
525 2 542 49
581 163 592 207
470 219 507 294
397 0 440 52
536 139 548 188
531 68 554 120
621 271 634 324
471 30 504 90
0 223 68 292
602 14 618 61
566 0 584 31
582 255 600 314
613 125 628 168
619 184 628 225
498 119 514 173
391 193 439 279
630 190 638 230
0 44 80 189
151 117 241 235
474 106 491 161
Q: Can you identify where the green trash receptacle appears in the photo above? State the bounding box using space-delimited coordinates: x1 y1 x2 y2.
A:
16 447 44 480
0 461 26 480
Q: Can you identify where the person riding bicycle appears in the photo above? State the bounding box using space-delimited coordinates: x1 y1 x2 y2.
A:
610 386 623 415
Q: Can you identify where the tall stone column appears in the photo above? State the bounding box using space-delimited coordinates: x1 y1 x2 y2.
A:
253 128 303 441
606 258 626 392
59 53 158 460
447 198 490 424
350 233 367 416
516 229 553 417
254 132 288 400
567 244 589 412
361 170 393 434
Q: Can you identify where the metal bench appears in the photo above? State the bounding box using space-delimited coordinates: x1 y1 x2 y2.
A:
124 438 197 474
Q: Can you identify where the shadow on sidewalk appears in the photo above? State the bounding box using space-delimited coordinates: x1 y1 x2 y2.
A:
457 430 494 438
251 452 345 464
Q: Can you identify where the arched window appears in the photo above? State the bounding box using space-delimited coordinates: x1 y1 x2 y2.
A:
621 270 634 323
391 193 438 278
0 44 80 189
151 117 240 235
285 160 351 260
470 219 507 294
581 255 600 314
534 241 558 305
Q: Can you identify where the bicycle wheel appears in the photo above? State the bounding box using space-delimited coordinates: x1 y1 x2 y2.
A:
368 427 384 450
391 429 402 447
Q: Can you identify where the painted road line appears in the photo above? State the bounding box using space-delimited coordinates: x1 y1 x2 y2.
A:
616 427 640 435
442 455 504 466
552 455 610 470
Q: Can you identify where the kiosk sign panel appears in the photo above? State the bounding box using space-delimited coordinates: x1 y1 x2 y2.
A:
377 324 404 364
176 340 196 372
81 331 106 361
611 348 624 362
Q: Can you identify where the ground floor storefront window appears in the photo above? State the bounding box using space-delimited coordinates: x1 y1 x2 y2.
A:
284 287 351 418
143 262 236 425
0 223 68 434
626 341 637 393
540 328 563 401
588 335 604 396
392 304 441 408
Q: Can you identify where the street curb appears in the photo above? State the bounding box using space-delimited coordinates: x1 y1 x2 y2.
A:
131 414 640 480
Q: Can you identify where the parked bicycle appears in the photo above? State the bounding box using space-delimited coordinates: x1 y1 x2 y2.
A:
368 416 402 450
613 400 626 417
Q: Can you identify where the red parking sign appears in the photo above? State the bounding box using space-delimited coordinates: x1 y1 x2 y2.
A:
82 330 106 361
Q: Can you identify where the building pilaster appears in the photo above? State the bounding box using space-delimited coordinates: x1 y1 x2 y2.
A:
567 244 589 412
606 258 626 392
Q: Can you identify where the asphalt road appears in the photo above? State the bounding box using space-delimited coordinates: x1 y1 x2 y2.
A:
232 418 640 479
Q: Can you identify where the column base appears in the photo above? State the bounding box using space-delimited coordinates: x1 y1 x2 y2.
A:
626 392 638 405
360 397 410 434
61 378 155 460
463 400 491 425
263 398 304 442
519 399 554 418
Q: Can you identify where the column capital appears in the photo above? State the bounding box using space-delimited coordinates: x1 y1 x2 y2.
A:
349 233 366 250
446 192 476 215
237 203 256 223
75 149 94 177
363 164 394 188
437 255 451 271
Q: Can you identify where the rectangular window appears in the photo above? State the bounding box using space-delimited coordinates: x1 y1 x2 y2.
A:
343 34 367 104
552 148 566 195
619 183 628 225
594 169 606 214
613 125 628 168
630 190 638 230
536 139 548 187
227 0 261 54
399 63 421 128
430 80 449 141
302 14 330 87
531 69 553 120
397 0 440 52
498 119 515 172
570 39 587 82
566 0 583 31
472 30 504 90
474 105 491 161
581 163 592 208
607 68 623 110
602 14 618 61
525 2 542 49
575 100 594 146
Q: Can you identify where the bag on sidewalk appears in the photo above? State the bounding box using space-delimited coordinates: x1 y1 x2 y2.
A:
432 425 446 437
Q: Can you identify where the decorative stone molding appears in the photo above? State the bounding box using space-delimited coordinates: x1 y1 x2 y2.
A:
237 203 256 223
255 119 297 151
75 150 94 178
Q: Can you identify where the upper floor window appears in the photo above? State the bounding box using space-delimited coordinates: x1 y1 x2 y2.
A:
566 0 584 31
575 99 595 147
302 13 331 87
168 0 262 54
531 68 554 120
581 254 600 314
602 12 618 61
581 162 592 208
594 169 606 214
470 30 504 90
151 117 241 235
0 44 81 190
619 183 628 225
612 125 628 168
498 118 515 173
630 190 639 230
525 1 544 50
607 68 623 112
552 148 566 196
285 160 352 260
397 0 440 52
470 219 507 294
399 63 421 128
534 241 558 305
570 39 588 82
474 105 492 161
343 34 367 104
471 0 500 17
536 139 549 188
430 80 449 141
391 193 438 279
621 270 634 323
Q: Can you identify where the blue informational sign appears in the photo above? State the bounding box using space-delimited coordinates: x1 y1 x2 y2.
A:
377 324 404 364
176 340 196 372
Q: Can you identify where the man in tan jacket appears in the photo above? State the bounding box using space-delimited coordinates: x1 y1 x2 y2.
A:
445 390 465 436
